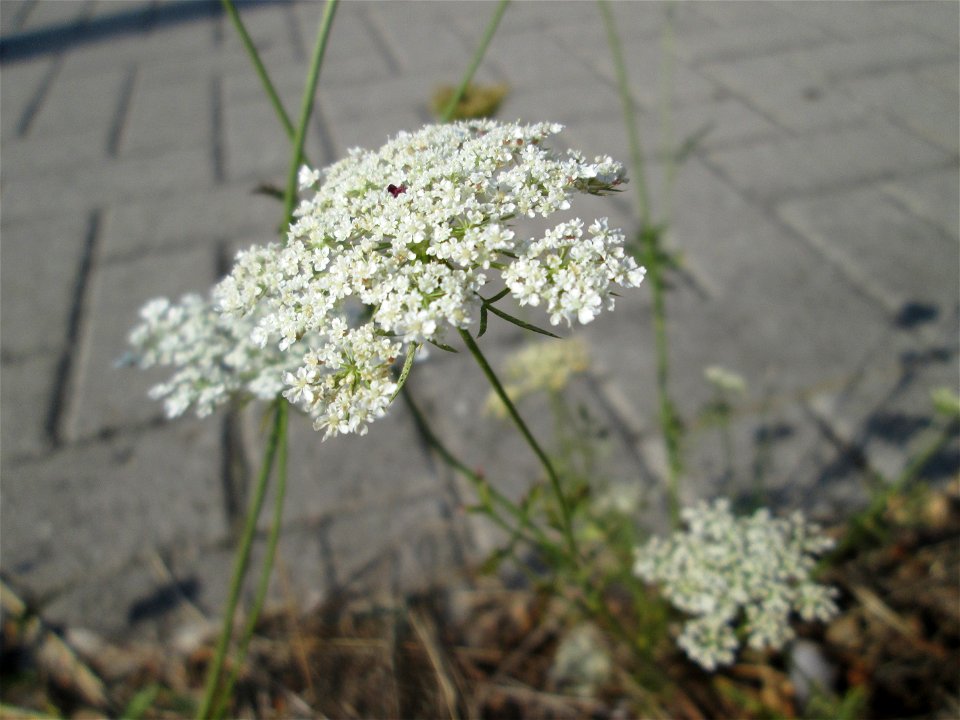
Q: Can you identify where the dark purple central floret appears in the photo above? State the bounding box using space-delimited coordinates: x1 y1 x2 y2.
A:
386 183 407 198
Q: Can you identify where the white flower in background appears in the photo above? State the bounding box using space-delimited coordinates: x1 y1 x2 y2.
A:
484 337 590 417
704 365 746 394
633 499 838 671
130 120 643 438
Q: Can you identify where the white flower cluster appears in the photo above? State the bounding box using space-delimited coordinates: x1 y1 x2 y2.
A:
704 365 746 394
210 120 644 437
484 337 590 418
126 294 300 419
633 499 838 671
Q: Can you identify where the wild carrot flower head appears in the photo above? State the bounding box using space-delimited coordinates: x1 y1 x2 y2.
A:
131 120 644 437
634 499 838 671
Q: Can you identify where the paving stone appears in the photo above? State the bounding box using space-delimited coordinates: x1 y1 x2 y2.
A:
15 0 89 31
777 185 960 324
221 84 303 182
0 0 30 34
120 64 214 157
41 554 210 641
0 354 58 461
673 15 832 66
362 1 473 74
98 184 280 262
698 53 874 134
783 0 959 44
66 245 217 441
880 168 960 241
804 329 960 489
0 212 91 358
689 1 796 30
836 68 960 154
324 488 470 595
705 119 950 203
788 32 956 83
483 25 615 91
913 61 960 96
26 63 128 140
559 15 722 111
1 418 224 599
0 56 57 141
324 96 430 162
1 125 112 177
2 145 218 225
239 397 443 532
286 0 396 87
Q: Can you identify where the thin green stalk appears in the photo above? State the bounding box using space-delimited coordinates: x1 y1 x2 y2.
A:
600 0 683 527
399 385 562 557
720 410 734 490
894 418 959 489
195 400 285 720
282 0 339 222
198 6 338 716
439 0 510 122
458 328 580 563
209 403 289 720
658 4 677 227
221 0 295 139
598 0 650 227
651 255 682 526
221 0 315 170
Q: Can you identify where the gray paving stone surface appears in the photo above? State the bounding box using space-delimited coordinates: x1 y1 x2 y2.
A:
1 0 957 642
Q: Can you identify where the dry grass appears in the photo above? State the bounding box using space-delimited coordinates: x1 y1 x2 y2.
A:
2 482 958 719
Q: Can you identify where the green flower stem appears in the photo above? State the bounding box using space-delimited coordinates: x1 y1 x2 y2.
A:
600 0 683 527
399 385 562 558
895 417 959 489
458 328 580 564
598 0 650 227
282 0 339 223
221 0 294 140
209 403 289 720
195 400 285 720
198 6 338 716
439 0 510 122
658 4 677 224
222 0 320 173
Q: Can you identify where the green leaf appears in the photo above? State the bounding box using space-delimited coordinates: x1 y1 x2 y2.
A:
476 478 493 509
123 683 160 720
483 287 511 304
486 304 561 338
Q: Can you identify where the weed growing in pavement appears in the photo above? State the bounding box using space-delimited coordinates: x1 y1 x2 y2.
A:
116 1 958 717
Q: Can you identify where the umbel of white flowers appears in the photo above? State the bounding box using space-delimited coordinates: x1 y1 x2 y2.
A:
127 120 645 437
634 499 839 671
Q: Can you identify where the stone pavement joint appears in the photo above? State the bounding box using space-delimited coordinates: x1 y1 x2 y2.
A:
47 208 102 448
1 0 957 641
